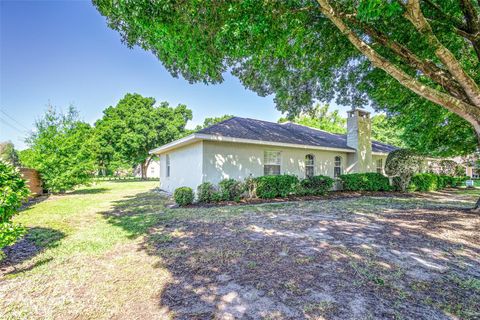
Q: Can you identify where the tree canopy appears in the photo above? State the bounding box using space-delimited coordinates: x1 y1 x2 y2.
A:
20 106 94 193
94 93 192 178
279 104 346 134
195 115 234 131
94 0 480 157
0 141 20 167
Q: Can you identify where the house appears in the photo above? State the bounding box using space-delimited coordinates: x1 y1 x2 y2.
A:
133 158 161 178
150 109 397 193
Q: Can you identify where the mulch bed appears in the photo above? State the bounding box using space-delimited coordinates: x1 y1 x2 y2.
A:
180 191 415 208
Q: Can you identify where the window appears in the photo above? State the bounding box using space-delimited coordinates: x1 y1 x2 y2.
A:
264 151 281 175
334 156 342 178
305 154 315 178
166 154 170 177
376 158 383 174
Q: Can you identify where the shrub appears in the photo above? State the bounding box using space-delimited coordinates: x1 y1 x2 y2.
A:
173 187 194 206
408 173 462 192
197 182 215 203
218 178 244 201
298 175 334 195
409 173 438 191
0 162 30 255
385 149 422 192
255 175 299 199
339 173 391 191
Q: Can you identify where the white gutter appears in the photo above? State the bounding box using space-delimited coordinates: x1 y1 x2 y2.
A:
372 151 390 156
149 133 356 154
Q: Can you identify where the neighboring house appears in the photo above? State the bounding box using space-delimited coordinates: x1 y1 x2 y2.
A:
133 159 160 178
150 109 397 193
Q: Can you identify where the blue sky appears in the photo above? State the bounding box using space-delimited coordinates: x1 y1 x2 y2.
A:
1 0 362 150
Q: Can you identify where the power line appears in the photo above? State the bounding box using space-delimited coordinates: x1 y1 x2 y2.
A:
0 117 27 135
0 109 30 131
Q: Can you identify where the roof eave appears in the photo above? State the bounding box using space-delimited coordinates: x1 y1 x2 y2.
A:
149 134 200 154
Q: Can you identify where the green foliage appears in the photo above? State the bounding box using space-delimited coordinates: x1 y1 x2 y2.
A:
173 187 194 206
93 0 479 156
0 222 26 255
371 115 405 147
339 173 391 192
408 173 461 192
20 106 94 193
197 182 216 203
195 115 233 131
385 149 422 192
218 178 244 201
0 141 20 167
279 104 346 134
298 175 334 196
94 93 192 177
0 162 29 253
255 175 299 199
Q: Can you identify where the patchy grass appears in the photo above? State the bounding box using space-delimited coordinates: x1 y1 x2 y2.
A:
1 182 479 319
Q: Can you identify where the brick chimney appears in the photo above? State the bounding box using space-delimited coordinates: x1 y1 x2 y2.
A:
347 108 372 173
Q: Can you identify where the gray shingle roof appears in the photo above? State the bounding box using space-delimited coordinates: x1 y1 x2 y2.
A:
197 117 397 153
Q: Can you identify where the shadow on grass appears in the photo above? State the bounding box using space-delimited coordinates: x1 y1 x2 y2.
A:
68 187 109 195
1 227 65 275
100 191 169 239
100 188 480 319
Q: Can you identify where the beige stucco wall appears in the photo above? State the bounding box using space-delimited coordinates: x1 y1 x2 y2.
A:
159 141 203 192
202 140 354 185
159 140 389 193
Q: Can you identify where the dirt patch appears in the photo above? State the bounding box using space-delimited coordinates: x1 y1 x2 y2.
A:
149 192 480 319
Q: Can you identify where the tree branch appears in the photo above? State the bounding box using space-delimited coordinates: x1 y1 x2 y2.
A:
403 0 480 107
315 0 480 134
421 0 480 60
344 14 470 103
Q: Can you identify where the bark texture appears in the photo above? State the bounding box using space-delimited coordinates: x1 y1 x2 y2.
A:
315 0 480 210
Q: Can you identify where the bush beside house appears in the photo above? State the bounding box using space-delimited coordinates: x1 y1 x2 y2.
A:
173 187 194 206
339 173 391 192
173 171 465 206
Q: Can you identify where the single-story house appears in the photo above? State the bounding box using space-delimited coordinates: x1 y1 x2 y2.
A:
150 109 397 193
133 158 160 178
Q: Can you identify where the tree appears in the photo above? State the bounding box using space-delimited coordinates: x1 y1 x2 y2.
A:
195 115 234 131
93 1 480 208
278 104 346 134
0 162 30 257
20 106 95 193
0 141 20 167
94 93 192 178
371 115 406 148
385 149 423 192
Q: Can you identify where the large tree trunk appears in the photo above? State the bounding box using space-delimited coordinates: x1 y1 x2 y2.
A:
316 0 480 212
140 156 153 180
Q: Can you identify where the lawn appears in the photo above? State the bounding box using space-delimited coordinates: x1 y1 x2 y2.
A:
1 182 479 319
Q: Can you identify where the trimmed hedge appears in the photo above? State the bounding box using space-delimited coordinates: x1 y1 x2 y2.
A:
197 182 216 203
255 175 299 199
218 178 244 201
298 175 334 196
339 173 391 191
174 187 194 206
409 173 463 192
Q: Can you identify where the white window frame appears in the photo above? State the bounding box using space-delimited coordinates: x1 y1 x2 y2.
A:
334 156 342 178
166 154 170 178
376 158 383 174
264 150 281 175
305 154 315 178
